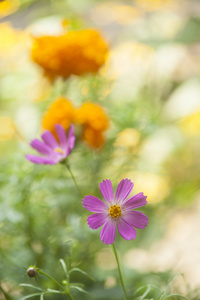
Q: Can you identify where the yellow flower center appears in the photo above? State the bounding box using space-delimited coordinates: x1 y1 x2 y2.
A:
109 205 122 219
54 147 64 155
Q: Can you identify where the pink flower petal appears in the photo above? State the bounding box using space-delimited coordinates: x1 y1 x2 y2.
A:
25 154 56 164
116 218 137 240
115 179 133 204
99 179 114 204
30 139 52 155
87 213 108 229
122 211 149 229
122 193 147 210
66 124 76 155
100 218 116 245
82 196 108 213
42 131 58 149
55 124 68 149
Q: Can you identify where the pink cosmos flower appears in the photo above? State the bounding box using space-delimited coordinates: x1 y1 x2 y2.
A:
82 179 148 245
26 124 75 164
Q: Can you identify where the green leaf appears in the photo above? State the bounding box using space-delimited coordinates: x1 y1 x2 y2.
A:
134 284 160 296
139 286 151 300
47 288 63 294
20 284 43 291
40 295 44 300
164 294 188 299
160 273 185 299
69 268 94 281
21 293 43 300
69 285 88 294
59 259 68 277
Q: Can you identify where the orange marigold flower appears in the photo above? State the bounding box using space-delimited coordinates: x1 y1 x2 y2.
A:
75 102 109 131
42 98 109 148
82 126 105 148
42 97 75 136
76 102 109 148
31 29 108 80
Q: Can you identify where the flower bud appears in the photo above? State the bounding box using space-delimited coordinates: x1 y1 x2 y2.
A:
27 266 38 278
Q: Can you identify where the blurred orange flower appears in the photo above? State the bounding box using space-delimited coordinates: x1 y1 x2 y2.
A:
42 98 109 148
31 29 108 80
76 102 109 148
42 97 75 136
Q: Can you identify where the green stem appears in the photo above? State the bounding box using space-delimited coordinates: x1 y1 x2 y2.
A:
38 269 65 291
112 243 128 300
38 269 75 299
67 292 75 300
65 162 83 198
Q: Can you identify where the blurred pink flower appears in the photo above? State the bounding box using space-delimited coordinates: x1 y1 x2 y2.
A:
26 124 75 164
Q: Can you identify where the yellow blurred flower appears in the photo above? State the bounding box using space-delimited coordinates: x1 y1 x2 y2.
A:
91 2 141 26
42 98 109 148
179 111 200 136
112 128 141 160
42 97 76 137
0 22 25 53
114 128 140 148
0 116 16 141
135 0 175 11
125 172 169 203
0 0 19 17
31 29 108 80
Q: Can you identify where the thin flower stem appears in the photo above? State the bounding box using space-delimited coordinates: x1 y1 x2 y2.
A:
65 162 83 198
112 243 128 300
67 292 75 300
38 269 75 300
38 270 65 291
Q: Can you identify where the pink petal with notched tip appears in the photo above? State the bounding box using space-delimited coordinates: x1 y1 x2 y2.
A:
116 217 137 240
30 139 52 155
99 179 114 204
122 193 147 210
87 213 108 229
82 195 108 213
41 130 58 149
55 124 68 150
115 179 133 203
25 154 57 165
100 218 116 245
66 124 75 155
122 210 149 229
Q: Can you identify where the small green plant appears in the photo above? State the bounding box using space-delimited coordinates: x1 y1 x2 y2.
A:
21 259 93 300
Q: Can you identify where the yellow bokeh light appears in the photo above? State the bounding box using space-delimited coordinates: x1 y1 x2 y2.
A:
92 2 141 26
0 116 16 141
179 111 200 136
0 0 19 17
0 22 26 53
114 128 140 148
135 0 176 11
125 172 169 203
106 42 155 80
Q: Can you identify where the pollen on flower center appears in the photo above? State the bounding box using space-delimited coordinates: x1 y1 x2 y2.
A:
54 147 64 155
109 205 122 219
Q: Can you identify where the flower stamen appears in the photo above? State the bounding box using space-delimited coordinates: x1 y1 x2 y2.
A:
109 205 122 219
54 147 64 155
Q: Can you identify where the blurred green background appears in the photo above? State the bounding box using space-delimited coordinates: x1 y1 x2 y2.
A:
1 0 200 299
